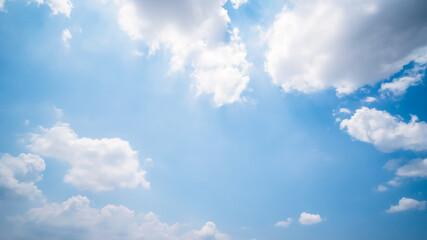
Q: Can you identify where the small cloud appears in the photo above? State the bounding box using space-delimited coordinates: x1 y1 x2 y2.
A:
230 0 248 9
376 185 388 192
339 108 351 114
24 119 30 126
383 159 402 171
299 212 323 225
275 218 292 227
386 197 426 213
132 49 144 57
363 97 376 103
62 28 72 48
53 106 64 119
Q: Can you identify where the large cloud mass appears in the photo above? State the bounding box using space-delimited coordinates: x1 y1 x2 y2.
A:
117 0 250 106
265 0 427 94
340 107 427 152
28 122 150 191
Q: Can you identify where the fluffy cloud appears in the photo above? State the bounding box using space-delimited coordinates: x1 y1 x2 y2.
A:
0 0 5 11
340 107 427 152
33 0 73 17
298 212 323 225
0 153 45 200
380 63 426 96
15 195 228 240
265 0 427 94
117 0 250 106
275 218 292 227
61 28 72 48
230 0 248 9
28 122 150 191
386 197 426 213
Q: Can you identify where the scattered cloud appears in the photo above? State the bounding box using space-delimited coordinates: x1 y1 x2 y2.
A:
363 97 376 103
61 28 72 48
14 195 228 240
265 0 427 95
230 0 248 9
27 122 150 191
32 0 73 17
376 185 388 192
299 212 323 225
0 153 45 200
380 63 426 96
117 0 250 106
275 218 292 227
339 108 351 114
386 197 426 213
396 158 427 178
340 107 427 152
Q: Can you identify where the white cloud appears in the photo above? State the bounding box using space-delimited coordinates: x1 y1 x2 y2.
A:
230 0 248 9
386 197 426 213
363 97 376 103
298 212 323 225
340 107 427 152
376 185 388 192
396 158 427 178
27 122 150 191
265 0 427 95
0 153 45 200
0 0 5 11
61 28 72 48
339 108 351 114
32 0 73 17
117 0 250 106
275 218 292 227
15 195 228 240
380 63 426 96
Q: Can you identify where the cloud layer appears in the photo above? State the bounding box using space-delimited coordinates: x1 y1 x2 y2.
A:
265 0 427 94
28 122 150 191
340 107 427 152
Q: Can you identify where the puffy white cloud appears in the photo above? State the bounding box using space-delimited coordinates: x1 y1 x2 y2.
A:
0 153 45 200
396 158 427 178
339 108 351 114
117 0 250 106
33 0 73 17
386 197 426 213
265 0 427 95
230 0 248 9
275 218 292 227
61 28 72 48
298 212 323 225
363 97 376 103
15 195 228 240
380 63 426 96
28 122 150 192
340 107 427 152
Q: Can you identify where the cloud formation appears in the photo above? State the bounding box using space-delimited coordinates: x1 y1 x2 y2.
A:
33 0 73 17
265 0 427 94
16 195 228 240
396 158 427 178
386 197 426 213
340 107 427 152
117 0 250 106
28 122 150 191
61 28 72 48
0 153 45 200
299 212 323 225
380 63 426 96
275 218 292 227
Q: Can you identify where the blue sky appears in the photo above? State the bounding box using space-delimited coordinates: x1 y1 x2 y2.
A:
1 0 427 239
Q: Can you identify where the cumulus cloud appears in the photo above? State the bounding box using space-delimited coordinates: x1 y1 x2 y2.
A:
275 218 292 227
117 0 250 106
14 195 228 240
386 197 426 213
27 122 150 191
0 153 45 200
298 212 323 225
380 63 426 96
230 0 248 9
61 28 72 48
265 0 427 95
340 107 427 152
